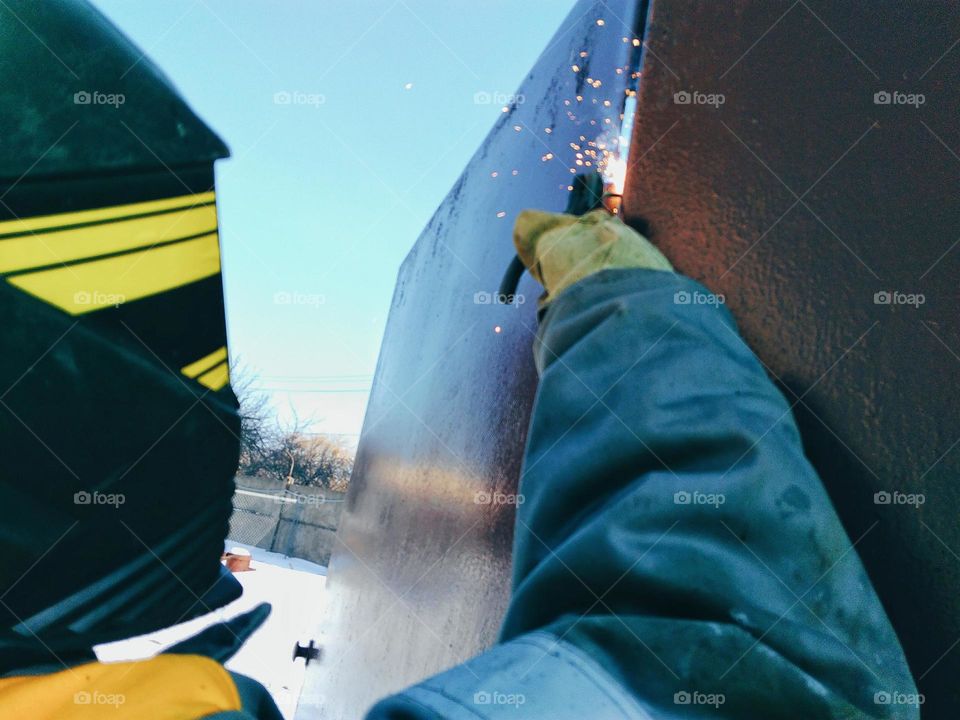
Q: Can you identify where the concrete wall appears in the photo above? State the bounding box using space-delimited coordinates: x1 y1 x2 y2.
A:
228 475 345 566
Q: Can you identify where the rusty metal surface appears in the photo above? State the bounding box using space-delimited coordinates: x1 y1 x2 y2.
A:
622 1 960 716
296 2 646 717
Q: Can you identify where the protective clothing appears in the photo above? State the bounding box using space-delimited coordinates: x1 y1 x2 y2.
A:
513 208 673 307
0 2 282 717
367 214 918 718
0 604 283 719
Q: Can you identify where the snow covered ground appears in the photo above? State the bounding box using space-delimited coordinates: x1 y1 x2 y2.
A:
96 541 328 719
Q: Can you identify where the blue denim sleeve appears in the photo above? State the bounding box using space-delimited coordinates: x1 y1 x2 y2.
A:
367 269 918 720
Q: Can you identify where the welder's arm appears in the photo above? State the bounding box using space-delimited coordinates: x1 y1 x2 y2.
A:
368 213 917 719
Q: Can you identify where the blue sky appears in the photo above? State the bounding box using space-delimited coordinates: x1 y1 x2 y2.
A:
91 0 578 445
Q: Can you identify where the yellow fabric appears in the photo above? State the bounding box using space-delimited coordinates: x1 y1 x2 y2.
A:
0 654 242 719
0 204 218 273
513 208 673 307
196 361 230 391
181 346 228 379
8 232 221 315
0 191 216 237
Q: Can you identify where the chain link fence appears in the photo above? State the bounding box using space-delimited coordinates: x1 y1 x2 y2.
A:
228 478 346 566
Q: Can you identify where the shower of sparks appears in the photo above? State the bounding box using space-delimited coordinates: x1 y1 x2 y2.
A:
483 33 643 204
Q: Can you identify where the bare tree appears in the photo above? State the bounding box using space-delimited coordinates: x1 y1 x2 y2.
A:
231 361 354 489
247 432 353 489
231 360 275 467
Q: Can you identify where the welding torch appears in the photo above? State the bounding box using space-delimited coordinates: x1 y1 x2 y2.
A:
497 172 623 300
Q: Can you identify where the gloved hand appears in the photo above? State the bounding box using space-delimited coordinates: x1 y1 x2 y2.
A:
513 208 673 308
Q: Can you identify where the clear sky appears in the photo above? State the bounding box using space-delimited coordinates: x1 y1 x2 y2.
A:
91 0 578 446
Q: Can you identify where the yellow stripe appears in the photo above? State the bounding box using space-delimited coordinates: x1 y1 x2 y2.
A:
196 361 230 391
181 346 228 379
7 233 221 315
0 204 218 273
0 191 216 237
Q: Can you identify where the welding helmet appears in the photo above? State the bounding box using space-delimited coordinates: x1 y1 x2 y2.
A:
0 0 240 672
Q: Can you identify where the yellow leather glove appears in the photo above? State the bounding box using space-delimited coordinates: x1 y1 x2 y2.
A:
513 208 673 308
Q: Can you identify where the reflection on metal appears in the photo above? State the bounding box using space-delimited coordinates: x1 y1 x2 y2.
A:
296 2 648 717
622 2 960 716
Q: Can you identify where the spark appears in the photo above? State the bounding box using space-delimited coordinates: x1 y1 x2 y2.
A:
496 211 506 218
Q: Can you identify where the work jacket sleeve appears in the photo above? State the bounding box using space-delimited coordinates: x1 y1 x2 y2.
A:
367 268 919 720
